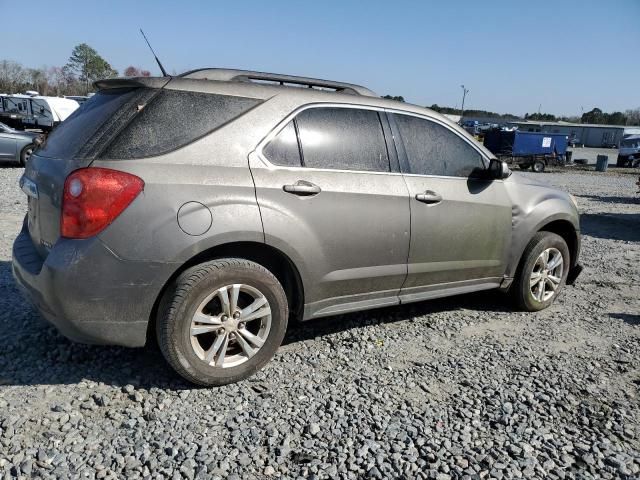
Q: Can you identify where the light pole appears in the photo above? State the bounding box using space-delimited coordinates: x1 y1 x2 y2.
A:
460 85 469 123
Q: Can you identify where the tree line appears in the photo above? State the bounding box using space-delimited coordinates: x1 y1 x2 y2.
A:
385 95 640 125
524 108 636 125
2 49 639 126
0 43 150 96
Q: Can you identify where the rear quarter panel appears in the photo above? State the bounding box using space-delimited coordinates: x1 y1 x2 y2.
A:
93 107 273 264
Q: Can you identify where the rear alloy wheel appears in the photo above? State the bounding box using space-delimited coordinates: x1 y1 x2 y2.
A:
189 283 272 368
512 232 569 311
20 144 34 166
157 259 288 386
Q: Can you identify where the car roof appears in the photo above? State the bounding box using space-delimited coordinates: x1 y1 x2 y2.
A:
95 68 493 158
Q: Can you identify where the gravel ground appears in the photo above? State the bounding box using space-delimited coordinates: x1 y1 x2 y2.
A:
0 165 639 480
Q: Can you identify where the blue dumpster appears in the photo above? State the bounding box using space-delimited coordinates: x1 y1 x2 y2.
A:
484 131 569 157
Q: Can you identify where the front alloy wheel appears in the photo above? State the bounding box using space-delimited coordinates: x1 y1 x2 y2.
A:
513 232 570 311
529 248 563 302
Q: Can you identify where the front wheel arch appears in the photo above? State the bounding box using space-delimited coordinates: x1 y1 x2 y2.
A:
506 218 579 285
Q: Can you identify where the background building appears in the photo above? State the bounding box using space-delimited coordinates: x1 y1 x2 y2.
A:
507 120 640 148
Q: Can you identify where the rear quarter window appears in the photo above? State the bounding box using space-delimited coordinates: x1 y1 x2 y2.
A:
36 88 145 159
102 90 260 159
36 88 261 160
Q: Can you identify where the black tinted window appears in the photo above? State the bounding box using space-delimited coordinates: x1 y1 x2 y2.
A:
394 114 483 177
263 120 301 167
296 108 389 172
103 90 260 159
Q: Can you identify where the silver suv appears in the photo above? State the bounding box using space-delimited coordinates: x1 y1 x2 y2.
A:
12 69 582 386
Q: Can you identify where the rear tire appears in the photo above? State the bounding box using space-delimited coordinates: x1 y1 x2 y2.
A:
532 159 545 173
512 232 569 311
19 144 34 167
157 258 288 386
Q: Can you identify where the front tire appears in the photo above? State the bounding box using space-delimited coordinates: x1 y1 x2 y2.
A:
157 258 288 386
512 232 569 311
19 144 34 166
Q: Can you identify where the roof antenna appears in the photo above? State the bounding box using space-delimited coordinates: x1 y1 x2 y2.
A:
140 29 169 77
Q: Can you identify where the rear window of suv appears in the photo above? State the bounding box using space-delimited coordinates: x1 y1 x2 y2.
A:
37 88 261 160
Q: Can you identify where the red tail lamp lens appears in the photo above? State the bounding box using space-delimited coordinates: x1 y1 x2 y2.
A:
61 168 144 239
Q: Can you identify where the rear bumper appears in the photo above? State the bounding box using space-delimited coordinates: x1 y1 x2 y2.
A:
12 220 172 347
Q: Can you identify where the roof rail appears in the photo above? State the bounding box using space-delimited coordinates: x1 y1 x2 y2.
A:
179 68 377 97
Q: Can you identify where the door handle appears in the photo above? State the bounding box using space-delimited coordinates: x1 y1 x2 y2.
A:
282 181 321 196
415 191 442 204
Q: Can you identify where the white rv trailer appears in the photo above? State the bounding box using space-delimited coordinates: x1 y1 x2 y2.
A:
22 96 79 131
0 94 79 131
0 94 31 129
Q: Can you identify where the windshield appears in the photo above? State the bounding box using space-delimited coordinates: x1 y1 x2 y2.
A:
621 139 639 148
0 122 14 132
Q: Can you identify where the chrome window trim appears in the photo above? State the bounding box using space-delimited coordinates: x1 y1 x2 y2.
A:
252 102 492 178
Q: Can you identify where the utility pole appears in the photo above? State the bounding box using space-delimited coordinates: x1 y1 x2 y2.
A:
460 85 469 123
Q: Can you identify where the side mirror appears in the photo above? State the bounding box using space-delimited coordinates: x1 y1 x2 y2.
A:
488 158 511 179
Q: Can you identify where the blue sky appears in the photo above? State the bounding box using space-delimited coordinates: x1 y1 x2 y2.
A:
3 0 639 116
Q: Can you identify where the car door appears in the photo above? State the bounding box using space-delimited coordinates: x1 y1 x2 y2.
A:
0 126 17 160
388 112 512 303
249 105 411 319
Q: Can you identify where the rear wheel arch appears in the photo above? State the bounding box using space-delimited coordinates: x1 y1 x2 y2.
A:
147 241 305 344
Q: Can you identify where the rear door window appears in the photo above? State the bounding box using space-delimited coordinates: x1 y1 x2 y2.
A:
295 107 390 172
393 114 483 177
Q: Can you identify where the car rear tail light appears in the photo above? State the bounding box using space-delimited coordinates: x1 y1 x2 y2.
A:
61 168 144 239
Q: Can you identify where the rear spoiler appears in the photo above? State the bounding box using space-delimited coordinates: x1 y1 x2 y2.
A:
93 77 171 90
